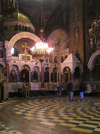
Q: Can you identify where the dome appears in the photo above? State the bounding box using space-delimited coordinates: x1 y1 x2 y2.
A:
5 12 31 23
3 11 35 33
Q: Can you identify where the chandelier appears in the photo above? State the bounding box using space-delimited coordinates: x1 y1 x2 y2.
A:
31 42 53 61
89 18 100 49
30 0 53 61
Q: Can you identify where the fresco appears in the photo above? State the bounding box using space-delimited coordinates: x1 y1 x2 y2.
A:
10 65 18 82
47 29 69 51
74 26 80 46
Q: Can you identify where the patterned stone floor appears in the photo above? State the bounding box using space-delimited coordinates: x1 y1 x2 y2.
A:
0 96 100 134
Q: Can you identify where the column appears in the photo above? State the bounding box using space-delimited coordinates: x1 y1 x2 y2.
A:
41 62 44 88
57 71 58 82
7 64 9 83
49 69 51 82
90 70 93 85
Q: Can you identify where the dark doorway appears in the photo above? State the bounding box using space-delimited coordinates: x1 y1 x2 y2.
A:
21 69 29 82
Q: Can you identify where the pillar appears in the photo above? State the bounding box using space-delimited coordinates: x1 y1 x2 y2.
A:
41 61 44 88
49 69 51 82
7 63 9 83
90 70 93 85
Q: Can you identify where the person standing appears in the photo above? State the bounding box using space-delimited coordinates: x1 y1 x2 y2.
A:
79 81 86 100
67 80 74 101
59 83 62 96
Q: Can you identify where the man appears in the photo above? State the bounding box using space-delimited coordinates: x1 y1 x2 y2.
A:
67 80 74 101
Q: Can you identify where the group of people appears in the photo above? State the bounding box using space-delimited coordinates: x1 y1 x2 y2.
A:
56 80 87 101
67 80 87 101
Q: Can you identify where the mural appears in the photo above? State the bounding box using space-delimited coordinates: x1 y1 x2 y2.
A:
74 26 80 46
73 1 79 21
32 66 39 82
10 66 18 82
47 29 69 51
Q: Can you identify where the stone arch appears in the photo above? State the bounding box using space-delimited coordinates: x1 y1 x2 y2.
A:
8 32 41 48
88 50 100 71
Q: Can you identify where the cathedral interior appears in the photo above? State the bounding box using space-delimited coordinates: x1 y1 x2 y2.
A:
0 0 100 134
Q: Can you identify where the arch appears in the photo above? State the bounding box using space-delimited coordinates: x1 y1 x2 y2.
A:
62 66 71 83
88 50 100 71
8 32 41 48
21 64 31 71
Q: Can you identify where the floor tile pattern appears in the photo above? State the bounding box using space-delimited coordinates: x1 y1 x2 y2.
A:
0 96 100 134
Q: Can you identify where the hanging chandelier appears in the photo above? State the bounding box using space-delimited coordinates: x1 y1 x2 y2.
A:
30 0 53 61
30 42 53 60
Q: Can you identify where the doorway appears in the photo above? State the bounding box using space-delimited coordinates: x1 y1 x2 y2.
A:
21 69 29 82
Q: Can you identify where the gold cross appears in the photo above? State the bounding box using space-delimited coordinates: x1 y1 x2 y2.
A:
22 43 29 55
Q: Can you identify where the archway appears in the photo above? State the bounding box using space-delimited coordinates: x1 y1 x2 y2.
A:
8 32 41 48
63 67 71 83
21 69 29 82
21 65 30 82
88 50 100 85
88 50 100 71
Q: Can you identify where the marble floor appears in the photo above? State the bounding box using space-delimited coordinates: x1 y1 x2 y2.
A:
0 95 100 134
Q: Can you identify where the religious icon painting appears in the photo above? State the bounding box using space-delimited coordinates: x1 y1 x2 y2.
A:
47 29 69 50
32 66 39 82
10 65 18 83
73 26 80 46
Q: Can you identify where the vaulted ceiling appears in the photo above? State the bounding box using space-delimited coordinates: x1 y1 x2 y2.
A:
18 0 69 36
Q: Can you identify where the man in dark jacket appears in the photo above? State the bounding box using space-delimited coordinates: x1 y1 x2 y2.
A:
67 80 74 101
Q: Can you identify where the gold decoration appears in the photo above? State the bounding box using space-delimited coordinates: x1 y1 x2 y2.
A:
22 43 29 55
